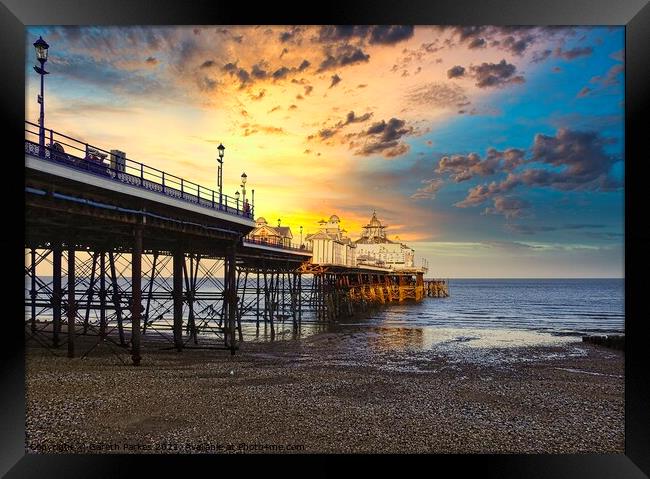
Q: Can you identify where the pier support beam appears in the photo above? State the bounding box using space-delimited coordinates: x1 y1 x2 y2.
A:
52 243 62 348
67 246 75 358
30 248 36 333
131 226 142 366
226 245 238 354
173 248 184 352
99 252 106 340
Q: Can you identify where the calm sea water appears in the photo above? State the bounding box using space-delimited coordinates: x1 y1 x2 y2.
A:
340 278 625 335
25 277 625 342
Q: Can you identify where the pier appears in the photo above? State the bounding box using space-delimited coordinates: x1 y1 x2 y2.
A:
24 121 446 365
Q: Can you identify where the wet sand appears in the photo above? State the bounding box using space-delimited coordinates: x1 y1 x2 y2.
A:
25 328 624 454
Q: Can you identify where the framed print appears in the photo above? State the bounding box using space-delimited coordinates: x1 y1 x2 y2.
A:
2 0 649 477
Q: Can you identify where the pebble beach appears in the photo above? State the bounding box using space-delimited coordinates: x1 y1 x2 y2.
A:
25 327 624 454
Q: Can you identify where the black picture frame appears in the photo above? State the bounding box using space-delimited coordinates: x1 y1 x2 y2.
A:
3 0 649 477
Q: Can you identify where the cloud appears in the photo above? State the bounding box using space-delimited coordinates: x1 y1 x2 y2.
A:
447 65 466 78
469 60 525 89
316 25 414 45
590 63 624 87
311 111 374 141
272 66 290 79
531 49 552 63
482 195 531 219
501 34 536 56
436 147 525 182
329 74 342 88
251 63 269 79
242 123 286 136
411 178 444 199
468 37 486 49
317 45 370 72
353 117 414 157
341 111 373 126
200 60 216 68
554 46 593 60
438 25 578 59
406 82 469 110
454 128 622 208
368 26 415 44
577 86 592 98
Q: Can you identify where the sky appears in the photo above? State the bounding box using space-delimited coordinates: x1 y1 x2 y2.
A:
25 25 624 278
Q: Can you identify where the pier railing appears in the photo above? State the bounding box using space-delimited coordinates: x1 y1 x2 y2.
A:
25 121 254 220
243 237 312 253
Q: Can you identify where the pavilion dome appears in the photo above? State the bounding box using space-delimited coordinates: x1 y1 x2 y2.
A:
368 211 382 227
256 217 267 225
329 214 340 223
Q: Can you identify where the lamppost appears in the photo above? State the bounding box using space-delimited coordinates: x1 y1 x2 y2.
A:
300 225 303 247
240 172 247 203
217 143 225 207
33 36 50 150
235 190 240 212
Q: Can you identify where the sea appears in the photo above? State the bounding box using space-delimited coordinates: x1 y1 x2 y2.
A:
351 278 624 335
25 277 625 353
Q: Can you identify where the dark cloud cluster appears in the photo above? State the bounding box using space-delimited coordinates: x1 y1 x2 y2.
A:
317 44 370 72
501 34 536 56
438 25 577 58
221 58 311 87
469 60 525 89
453 128 622 208
436 148 525 183
445 60 524 89
368 26 415 45
279 27 303 44
354 118 414 157
316 25 414 45
447 65 466 78
329 74 342 88
313 111 374 140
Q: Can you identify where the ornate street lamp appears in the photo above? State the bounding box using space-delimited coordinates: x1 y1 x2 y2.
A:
217 143 225 207
33 36 50 150
240 172 247 204
300 225 303 247
235 190 240 212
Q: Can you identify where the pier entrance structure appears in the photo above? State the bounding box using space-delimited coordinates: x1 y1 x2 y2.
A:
25 121 447 365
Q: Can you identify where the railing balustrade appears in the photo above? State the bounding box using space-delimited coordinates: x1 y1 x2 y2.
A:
24 121 254 220
242 237 312 253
